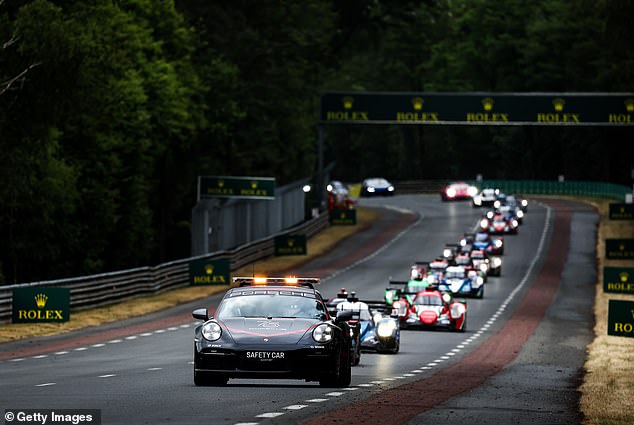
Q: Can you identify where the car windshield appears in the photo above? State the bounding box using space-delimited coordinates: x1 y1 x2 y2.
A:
415 295 442 306
446 270 464 279
475 233 489 242
216 291 326 319
405 282 428 294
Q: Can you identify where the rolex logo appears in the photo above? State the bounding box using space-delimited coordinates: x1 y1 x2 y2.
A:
218 180 224 188
620 272 629 283
288 239 295 247
35 293 48 309
625 99 634 113
342 96 354 110
205 264 214 275
552 98 565 112
251 181 258 189
412 97 424 111
481 97 494 111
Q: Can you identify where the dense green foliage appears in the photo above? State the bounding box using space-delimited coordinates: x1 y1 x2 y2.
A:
1 0 632 283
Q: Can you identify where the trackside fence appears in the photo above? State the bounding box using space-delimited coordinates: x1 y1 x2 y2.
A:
393 179 631 201
0 212 329 323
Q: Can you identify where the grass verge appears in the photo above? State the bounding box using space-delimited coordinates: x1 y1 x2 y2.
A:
578 199 634 425
0 207 377 344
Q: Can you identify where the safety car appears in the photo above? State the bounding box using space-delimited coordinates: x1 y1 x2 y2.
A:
192 277 353 387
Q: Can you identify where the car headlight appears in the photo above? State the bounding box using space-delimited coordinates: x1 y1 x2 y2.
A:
373 313 383 324
493 257 502 267
202 322 222 341
313 324 333 343
446 188 456 198
450 303 466 319
476 276 484 286
388 186 395 192
443 248 452 258
480 263 488 272
474 196 482 206
376 320 397 338
521 199 528 207
511 219 518 228
517 210 524 219
494 200 501 209
467 186 478 197
480 219 489 228
494 239 503 248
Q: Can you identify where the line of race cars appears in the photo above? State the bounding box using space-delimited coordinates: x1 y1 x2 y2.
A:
190 187 527 387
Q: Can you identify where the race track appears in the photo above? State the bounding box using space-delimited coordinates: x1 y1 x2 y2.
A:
0 195 593 425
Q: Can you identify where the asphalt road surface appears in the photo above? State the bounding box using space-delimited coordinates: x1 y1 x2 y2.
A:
0 195 595 425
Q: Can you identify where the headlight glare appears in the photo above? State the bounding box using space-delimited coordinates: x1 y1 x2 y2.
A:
377 320 397 337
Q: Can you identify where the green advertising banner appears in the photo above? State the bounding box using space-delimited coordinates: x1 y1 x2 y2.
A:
189 258 231 285
604 267 634 294
198 176 275 200
320 92 634 126
609 203 634 220
274 235 307 256
608 299 634 338
329 209 357 225
12 287 70 323
606 239 634 259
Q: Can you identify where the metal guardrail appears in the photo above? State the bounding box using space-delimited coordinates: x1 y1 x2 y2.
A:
0 212 329 323
392 179 631 201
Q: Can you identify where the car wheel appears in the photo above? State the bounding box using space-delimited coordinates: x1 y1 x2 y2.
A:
477 286 484 299
320 347 350 387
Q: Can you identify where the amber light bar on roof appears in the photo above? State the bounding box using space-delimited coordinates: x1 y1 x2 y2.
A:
233 276 320 289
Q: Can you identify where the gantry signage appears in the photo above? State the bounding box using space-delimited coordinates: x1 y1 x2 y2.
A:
606 239 634 260
274 235 307 256
198 176 275 200
604 267 634 295
608 299 634 338
189 258 230 285
320 92 634 126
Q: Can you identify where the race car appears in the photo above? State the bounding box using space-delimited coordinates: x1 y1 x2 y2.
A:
437 265 484 298
472 231 504 255
440 182 478 201
498 203 525 224
326 289 361 366
480 211 519 234
397 288 467 331
360 177 395 197
336 298 400 354
470 249 502 277
192 276 353 387
385 278 431 308
472 187 499 207
504 194 528 213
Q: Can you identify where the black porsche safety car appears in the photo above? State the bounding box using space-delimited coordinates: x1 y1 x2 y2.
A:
192 277 353 387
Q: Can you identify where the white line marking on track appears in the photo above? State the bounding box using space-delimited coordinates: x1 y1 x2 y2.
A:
341 387 359 391
91 344 105 348
325 392 344 396
140 333 153 337
55 351 68 355
255 412 284 418
154 329 165 334
108 339 122 344
99 374 116 378
357 383 373 387
125 336 138 340
284 405 307 410
305 399 329 403
74 347 87 351
147 367 162 371
35 382 56 387
32 355 48 359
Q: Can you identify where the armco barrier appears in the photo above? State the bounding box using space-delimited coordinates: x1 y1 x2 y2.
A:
0 212 329 323
392 179 630 201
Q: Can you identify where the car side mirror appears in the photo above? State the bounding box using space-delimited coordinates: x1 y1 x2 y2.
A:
192 308 209 321
335 310 353 322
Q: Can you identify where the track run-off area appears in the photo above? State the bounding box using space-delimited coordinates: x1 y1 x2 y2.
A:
0 195 596 425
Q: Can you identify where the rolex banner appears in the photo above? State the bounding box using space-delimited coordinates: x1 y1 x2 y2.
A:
320 92 634 126
12 287 70 323
189 258 230 285
274 235 307 256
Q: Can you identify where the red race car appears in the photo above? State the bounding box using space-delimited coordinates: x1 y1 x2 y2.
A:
396 288 467 331
440 182 478 201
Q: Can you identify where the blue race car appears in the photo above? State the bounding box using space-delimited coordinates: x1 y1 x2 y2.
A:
437 265 484 298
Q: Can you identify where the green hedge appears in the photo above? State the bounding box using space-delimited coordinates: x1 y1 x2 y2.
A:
470 180 631 201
